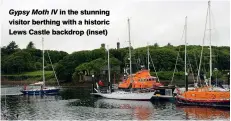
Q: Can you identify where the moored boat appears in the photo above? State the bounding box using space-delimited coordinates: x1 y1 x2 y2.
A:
176 87 230 108
175 1 230 108
119 69 162 89
92 90 155 101
91 19 155 101
20 38 60 95
20 82 60 95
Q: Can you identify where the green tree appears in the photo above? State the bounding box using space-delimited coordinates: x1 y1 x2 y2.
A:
26 41 36 49
2 50 34 74
154 43 159 47
5 41 19 54
166 42 173 47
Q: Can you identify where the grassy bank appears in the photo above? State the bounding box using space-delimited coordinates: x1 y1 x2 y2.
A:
1 71 94 87
2 70 229 87
1 79 92 87
2 71 53 76
2 71 54 81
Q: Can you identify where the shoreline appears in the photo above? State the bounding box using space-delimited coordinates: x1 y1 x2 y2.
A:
1 80 92 88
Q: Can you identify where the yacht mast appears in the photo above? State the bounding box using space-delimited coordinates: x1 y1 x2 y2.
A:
197 1 209 86
42 37 45 87
147 43 150 70
185 16 188 91
107 45 111 92
208 1 212 86
128 18 132 83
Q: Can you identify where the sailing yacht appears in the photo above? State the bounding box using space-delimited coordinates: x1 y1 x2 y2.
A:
91 19 155 100
175 1 230 108
20 38 60 95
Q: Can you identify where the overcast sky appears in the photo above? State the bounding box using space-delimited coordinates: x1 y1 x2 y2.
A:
1 0 230 53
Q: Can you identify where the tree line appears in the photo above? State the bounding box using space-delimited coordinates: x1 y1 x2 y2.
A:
1 41 230 83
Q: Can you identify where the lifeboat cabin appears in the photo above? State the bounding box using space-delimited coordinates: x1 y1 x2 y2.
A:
118 70 162 89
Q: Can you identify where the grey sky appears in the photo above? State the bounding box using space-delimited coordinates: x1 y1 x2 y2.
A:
1 0 230 53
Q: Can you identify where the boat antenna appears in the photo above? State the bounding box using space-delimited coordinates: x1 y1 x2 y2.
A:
107 45 111 92
128 18 132 84
185 16 188 92
42 37 45 87
197 1 210 86
208 0 212 87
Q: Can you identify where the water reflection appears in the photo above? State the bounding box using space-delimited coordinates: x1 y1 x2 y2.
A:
94 99 154 120
1 86 230 120
177 106 230 120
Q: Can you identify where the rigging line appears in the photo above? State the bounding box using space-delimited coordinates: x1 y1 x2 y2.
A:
197 3 209 86
170 25 185 85
46 50 60 88
200 56 207 86
210 8 216 34
187 53 195 85
149 54 159 82
193 51 199 75
170 46 181 85
193 51 199 86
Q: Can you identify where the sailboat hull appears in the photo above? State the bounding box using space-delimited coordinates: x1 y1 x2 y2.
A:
91 91 155 101
20 88 60 95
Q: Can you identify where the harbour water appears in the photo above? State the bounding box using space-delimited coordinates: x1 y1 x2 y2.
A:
1 86 230 120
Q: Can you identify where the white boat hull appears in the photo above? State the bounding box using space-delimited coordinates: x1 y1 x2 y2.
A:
91 91 155 100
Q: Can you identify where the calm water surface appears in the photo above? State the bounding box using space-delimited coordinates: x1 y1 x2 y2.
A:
1 86 230 120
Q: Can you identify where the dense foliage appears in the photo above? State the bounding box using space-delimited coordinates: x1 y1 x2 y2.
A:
1 41 230 83
1 41 68 74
